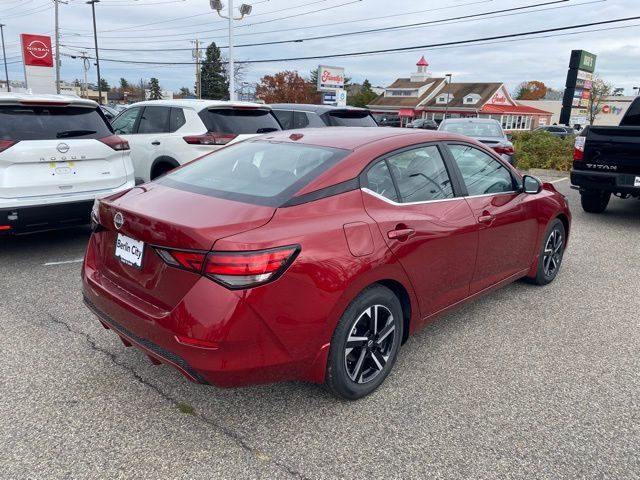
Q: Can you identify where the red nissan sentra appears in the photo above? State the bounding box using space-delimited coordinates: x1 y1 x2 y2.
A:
82 127 571 399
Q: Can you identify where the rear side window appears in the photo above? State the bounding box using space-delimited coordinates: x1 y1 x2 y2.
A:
0 105 112 140
159 141 349 207
364 160 398 202
138 106 171 134
387 146 454 201
273 110 293 129
199 108 281 134
620 99 640 126
324 110 378 127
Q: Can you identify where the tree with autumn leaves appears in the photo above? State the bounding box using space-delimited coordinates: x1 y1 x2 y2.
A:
255 71 317 104
514 81 548 100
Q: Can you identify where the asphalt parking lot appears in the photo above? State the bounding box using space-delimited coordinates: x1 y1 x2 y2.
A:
1 177 638 479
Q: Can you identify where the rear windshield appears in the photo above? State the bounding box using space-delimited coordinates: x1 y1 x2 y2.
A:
0 105 112 140
198 108 281 134
159 140 350 207
324 110 378 127
440 121 503 138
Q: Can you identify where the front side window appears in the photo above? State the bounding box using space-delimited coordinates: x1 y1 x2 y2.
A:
112 107 141 135
159 140 348 207
138 106 171 134
448 144 515 196
387 146 454 202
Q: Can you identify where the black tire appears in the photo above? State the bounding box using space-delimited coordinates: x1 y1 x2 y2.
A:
325 285 403 400
580 190 610 213
529 218 566 286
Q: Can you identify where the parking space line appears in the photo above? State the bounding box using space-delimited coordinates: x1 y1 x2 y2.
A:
550 177 569 184
44 259 84 266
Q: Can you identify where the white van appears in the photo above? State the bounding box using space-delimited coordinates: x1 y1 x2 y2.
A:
0 93 134 234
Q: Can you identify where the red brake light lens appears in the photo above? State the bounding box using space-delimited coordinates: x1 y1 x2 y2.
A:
183 133 237 145
155 245 299 288
0 140 16 153
100 134 130 151
574 135 586 161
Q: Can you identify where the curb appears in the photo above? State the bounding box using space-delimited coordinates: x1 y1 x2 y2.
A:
519 168 570 178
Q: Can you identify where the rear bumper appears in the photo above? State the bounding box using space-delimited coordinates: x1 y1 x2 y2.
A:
570 170 640 196
81 243 322 387
0 199 94 234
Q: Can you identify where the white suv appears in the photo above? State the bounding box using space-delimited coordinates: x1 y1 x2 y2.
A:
0 93 134 234
110 100 282 183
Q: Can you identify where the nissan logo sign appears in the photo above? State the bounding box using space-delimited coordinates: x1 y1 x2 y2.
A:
113 212 124 230
27 40 50 59
57 143 70 154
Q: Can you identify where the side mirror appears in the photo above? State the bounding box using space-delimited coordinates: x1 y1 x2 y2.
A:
522 175 542 194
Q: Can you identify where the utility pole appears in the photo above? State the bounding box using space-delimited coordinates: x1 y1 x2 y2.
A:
87 0 102 104
55 0 60 93
444 73 453 120
140 78 145 100
192 38 202 99
0 24 9 93
80 51 89 98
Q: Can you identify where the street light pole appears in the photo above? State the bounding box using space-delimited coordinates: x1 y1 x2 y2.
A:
211 0 252 101
87 0 102 105
55 0 60 93
0 24 9 93
444 73 453 120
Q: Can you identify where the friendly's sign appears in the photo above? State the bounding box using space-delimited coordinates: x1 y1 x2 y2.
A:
20 33 56 94
317 65 345 92
21 34 54 68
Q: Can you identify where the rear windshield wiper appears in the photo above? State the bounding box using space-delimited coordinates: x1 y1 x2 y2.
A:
256 127 279 133
56 129 97 138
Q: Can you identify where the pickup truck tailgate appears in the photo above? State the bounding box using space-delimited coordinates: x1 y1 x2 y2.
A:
581 126 640 175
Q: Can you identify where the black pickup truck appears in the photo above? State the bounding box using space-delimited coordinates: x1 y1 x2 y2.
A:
571 96 640 213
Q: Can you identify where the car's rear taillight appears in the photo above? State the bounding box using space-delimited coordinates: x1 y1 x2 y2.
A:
493 144 514 155
183 133 237 145
0 140 16 153
100 134 130 151
155 245 299 289
574 135 586 161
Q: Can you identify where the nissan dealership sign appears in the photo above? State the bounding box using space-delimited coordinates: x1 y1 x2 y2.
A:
317 65 345 92
20 33 56 94
21 34 54 68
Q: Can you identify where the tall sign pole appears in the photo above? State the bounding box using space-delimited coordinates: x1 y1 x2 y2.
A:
559 50 596 128
87 0 102 104
0 24 9 92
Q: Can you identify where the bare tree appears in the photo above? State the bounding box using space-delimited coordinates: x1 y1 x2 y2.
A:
588 75 613 125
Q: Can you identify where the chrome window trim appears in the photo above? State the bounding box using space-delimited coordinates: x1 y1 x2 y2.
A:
361 187 519 207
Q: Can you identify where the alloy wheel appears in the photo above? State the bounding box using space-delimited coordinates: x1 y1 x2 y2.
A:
543 228 564 277
344 305 396 384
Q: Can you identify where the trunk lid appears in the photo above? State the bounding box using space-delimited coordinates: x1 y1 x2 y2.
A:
95 183 275 308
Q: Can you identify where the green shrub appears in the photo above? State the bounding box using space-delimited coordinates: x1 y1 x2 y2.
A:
511 131 573 171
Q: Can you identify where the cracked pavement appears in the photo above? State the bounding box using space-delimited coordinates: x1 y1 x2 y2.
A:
1 179 639 479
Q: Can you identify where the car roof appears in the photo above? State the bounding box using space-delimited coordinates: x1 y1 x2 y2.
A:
256 126 465 150
0 92 97 107
440 117 500 124
127 99 272 111
269 104 369 114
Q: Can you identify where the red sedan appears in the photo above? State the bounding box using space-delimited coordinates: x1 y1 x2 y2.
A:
82 127 571 399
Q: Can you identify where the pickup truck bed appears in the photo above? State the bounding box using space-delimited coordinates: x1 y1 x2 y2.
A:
571 98 640 213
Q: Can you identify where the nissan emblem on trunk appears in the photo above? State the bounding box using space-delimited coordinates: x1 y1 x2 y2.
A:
57 143 70 154
113 212 124 230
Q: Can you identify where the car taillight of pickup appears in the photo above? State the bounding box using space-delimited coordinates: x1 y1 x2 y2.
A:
570 97 640 213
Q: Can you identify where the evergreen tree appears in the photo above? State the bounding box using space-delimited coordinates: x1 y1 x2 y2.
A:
99 78 109 92
149 78 163 100
201 42 229 100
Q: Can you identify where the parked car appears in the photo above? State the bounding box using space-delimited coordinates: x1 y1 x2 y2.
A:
571 96 640 213
0 93 134 234
270 104 377 129
533 125 576 138
406 118 438 130
100 105 119 122
83 127 570 399
438 118 515 164
377 116 401 127
110 100 281 183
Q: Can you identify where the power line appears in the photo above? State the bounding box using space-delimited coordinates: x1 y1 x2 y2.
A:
71 16 640 66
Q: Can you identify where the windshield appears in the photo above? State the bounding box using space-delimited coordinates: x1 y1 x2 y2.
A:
159 140 350 207
198 108 282 134
0 105 112 141
324 110 378 127
440 121 503 138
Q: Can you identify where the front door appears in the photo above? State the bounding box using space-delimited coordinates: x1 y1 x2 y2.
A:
361 144 478 320
445 143 538 293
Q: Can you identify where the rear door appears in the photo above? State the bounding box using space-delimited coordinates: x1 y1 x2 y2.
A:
0 103 129 198
445 142 538 293
361 143 478 318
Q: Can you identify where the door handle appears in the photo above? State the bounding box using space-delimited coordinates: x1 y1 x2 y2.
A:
478 213 495 225
387 228 415 240
151 141 161 146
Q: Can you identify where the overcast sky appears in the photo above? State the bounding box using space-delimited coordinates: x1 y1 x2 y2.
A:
1 0 639 95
